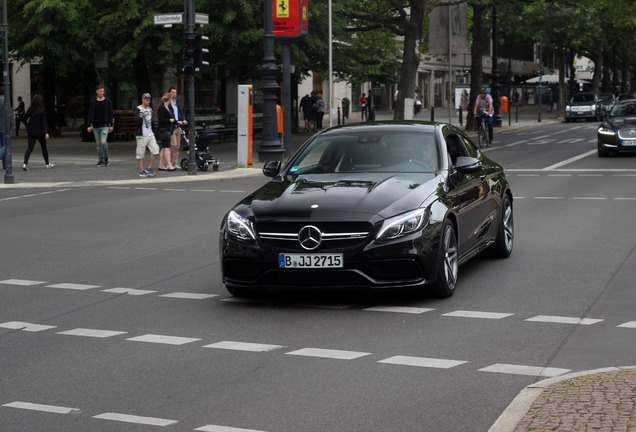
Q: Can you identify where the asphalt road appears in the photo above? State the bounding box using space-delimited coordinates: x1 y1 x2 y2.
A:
1 121 635 432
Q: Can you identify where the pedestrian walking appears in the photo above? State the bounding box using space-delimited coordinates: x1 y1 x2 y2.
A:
86 84 114 167
360 93 368 121
299 94 313 133
134 93 159 177
22 94 53 171
168 86 187 168
14 96 25 137
157 93 176 171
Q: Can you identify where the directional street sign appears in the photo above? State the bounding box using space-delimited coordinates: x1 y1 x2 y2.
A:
154 13 183 26
195 13 209 25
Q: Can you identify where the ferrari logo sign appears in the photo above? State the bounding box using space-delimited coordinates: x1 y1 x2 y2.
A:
276 0 289 18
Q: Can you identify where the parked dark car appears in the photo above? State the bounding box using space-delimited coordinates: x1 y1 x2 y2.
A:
596 93 615 120
597 99 636 157
220 122 514 298
565 92 599 122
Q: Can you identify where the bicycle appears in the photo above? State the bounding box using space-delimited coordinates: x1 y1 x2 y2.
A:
476 110 490 148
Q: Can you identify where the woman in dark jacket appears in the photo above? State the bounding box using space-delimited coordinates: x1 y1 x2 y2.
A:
23 94 53 171
157 93 176 171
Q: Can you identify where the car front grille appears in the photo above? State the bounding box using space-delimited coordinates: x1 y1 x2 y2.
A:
617 129 636 140
255 221 372 252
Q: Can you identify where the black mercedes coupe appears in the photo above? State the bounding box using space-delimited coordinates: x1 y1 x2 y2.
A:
220 122 514 298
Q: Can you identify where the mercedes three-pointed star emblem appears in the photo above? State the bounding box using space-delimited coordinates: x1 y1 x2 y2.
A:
298 225 322 250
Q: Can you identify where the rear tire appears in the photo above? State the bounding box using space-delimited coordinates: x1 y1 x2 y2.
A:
434 220 458 298
490 195 514 258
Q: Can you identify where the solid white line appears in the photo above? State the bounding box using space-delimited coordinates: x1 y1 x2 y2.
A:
443 310 513 320
203 341 286 352
126 334 201 345
286 348 371 360
2 401 79 414
525 315 604 325
93 412 178 426
195 425 268 432
617 321 636 328
159 292 219 299
57 328 127 338
479 363 570 377
0 321 57 332
101 287 156 295
378 355 467 369
363 306 434 314
0 279 47 286
542 149 597 170
46 283 100 291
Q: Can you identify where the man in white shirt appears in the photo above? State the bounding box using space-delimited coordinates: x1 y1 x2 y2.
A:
134 93 159 177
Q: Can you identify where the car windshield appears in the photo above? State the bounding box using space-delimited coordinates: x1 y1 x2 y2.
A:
609 101 636 117
598 94 614 103
571 94 595 103
288 131 439 175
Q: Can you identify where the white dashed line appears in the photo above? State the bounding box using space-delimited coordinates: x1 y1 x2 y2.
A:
126 334 201 345
442 310 513 320
2 401 80 414
159 292 219 299
479 363 570 377
363 306 434 314
525 315 604 325
56 328 128 338
286 348 371 360
101 287 157 295
0 279 46 286
617 321 636 328
45 283 100 291
573 197 606 200
203 341 286 352
93 412 178 426
0 321 57 332
378 356 467 369
534 197 564 200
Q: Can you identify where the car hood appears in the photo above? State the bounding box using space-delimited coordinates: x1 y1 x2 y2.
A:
569 100 595 107
606 117 636 128
237 173 441 222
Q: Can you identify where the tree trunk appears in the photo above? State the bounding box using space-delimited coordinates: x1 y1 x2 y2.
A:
465 3 488 131
133 50 151 98
43 65 57 135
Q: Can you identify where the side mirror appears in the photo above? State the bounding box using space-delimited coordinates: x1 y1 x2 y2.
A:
455 156 482 174
263 160 282 178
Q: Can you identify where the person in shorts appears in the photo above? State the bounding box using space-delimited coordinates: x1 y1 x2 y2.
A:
134 93 159 177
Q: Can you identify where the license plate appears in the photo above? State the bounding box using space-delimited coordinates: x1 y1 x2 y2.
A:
622 140 636 146
279 253 343 268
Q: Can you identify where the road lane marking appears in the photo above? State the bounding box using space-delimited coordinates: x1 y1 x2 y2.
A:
525 315 604 325
203 341 286 352
0 321 57 332
195 425 269 432
378 356 467 369
45 283 100 291
617 321 636 328
159 292 219 299
286 348 371 360
93 412 178 426
0 279 46 286
126 334 201 345
101 287 157 295
573 197 606 200
534 197 564 200
442 310 514 320
479 363 570 377
2 401 80 414
56 328 128 338
542 149 597 170
364 306 435 314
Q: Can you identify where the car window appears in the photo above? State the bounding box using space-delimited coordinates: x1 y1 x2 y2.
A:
571 94 595 103
445 133 471 165
610 102 636 117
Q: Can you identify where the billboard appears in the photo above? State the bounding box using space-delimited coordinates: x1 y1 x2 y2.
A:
428 3 469 55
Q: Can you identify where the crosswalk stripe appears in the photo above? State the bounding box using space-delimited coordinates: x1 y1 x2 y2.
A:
159 292 219 299
0 279 46 286
101 287 156 295
45 283 100 291
56 328 127 338
203 341 286 352
286 348 371 360
0 321 57 332
364 306 434 314
443 310 513 320
195 425 269 432
378 355 467 369
478 363 570 377
93 412 178 426
525 315 604 325
2 401 79 414
617 321 636 328
126 334 201 345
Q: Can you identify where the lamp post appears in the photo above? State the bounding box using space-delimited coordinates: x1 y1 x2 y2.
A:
257 1 284 162
538 31 543 123
491 5 502 128
3 0 13 184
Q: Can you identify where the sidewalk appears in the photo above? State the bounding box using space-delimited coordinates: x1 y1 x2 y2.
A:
3 109 635 432
1 106 559 189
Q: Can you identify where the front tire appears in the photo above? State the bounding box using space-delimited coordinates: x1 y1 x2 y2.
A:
434 220 459 298
490 195 514 258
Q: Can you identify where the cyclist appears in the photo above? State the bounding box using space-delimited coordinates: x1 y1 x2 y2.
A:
473 89 493 146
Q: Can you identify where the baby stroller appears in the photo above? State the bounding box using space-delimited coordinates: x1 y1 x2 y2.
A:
178 127 220 171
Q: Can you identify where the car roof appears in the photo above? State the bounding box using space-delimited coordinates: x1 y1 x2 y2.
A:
318 121 446 136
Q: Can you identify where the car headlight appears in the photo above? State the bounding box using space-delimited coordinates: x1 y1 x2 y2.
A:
226 210 256 240
376 208 427 241
566 105 571 112
597 127 616 136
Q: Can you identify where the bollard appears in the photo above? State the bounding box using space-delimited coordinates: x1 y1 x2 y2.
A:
459 107 463 126
338 107 341 125
430 106 435 122
515 103 518 123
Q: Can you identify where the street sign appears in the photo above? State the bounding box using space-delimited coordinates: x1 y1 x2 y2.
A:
195 13 209 25
154 13 183 26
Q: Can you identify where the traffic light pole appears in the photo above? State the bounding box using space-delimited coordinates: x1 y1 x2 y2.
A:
3 0 13 184
186 0 196 175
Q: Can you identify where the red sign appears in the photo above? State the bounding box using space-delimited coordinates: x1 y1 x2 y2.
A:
273 0 307 41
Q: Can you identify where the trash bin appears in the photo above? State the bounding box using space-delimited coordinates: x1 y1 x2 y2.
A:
501 96 509 113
